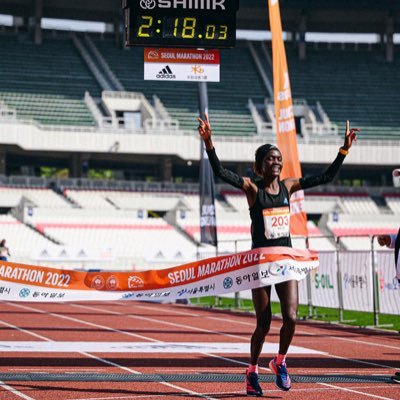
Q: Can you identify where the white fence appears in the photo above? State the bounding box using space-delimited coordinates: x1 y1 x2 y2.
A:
212 236 400 324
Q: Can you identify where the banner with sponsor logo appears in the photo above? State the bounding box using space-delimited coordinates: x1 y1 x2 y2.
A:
0 247 318 302
340 251 373 312
144 48 220 82
310 251 339 308
268 0 308 237
376 251 400 315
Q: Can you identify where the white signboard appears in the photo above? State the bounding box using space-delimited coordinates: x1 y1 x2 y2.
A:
144 48 220 82
340 251 373 312
311 251 339 308
376 251 400 315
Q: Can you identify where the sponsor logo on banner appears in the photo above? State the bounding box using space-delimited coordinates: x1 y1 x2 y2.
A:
91 275 105 290
106 275 119 290
156 65 176 79
200 204 216 228
187 65 208 81
192 65 204 74
314 272 334 289
128 276 145 289
223 277 233 289
0 286 11 295
19 288 30 298
343 273 367 290
147 50 160 60
140 0 226 10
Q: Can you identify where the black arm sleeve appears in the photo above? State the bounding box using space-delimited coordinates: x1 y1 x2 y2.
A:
206 148 244 189
299 151 346 190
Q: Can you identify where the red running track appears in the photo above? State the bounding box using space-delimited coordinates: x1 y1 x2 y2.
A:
0 300 399 400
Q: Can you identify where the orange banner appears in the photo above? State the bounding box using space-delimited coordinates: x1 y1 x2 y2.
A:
268 0 308 237
0 247 319 302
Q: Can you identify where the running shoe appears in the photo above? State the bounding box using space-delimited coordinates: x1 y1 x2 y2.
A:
245 368 263 397
269 357 291 391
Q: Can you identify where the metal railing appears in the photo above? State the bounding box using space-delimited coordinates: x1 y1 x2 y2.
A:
205 235 399 325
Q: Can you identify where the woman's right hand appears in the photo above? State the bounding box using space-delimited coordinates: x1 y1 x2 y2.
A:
377 235 391 247
197 113 212 142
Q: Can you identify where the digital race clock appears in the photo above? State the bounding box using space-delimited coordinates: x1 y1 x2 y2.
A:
123 0 239 49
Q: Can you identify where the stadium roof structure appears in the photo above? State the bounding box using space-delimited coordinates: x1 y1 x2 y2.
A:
0 0 399 33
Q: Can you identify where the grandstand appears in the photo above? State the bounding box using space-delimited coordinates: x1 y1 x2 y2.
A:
0 34 99 126
286 46 400 139
0 0 399 270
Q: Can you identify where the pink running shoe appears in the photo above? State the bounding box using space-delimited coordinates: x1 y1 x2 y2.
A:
269 357 291 391
245 368 263 397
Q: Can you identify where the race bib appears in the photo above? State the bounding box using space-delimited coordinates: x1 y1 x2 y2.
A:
263 206 290 239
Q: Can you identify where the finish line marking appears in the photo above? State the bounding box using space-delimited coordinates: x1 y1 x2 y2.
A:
0 341 324 354
0 373 392 384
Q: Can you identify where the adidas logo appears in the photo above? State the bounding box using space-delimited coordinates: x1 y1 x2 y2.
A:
156 65 176 79
283 198 289 205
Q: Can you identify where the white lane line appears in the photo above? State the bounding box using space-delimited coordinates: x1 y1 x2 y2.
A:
0 319 51 341
68 385 400 400
70 303 277 372
75 303 399 372
0 381 35 400
126 303 201 317
205 316 400 350
204 316 400 370
0 315 141 375
73 303 247 342
6 302 159 342
4 303 219 400
70 304 396 371
318 382 398 400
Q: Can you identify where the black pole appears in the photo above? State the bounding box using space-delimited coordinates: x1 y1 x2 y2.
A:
198 82 218 247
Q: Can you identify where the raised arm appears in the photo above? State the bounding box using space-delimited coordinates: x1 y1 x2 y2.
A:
197 113 255 193
284 120 359 194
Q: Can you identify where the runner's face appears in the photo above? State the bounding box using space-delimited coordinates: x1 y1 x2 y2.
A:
262 150 282 178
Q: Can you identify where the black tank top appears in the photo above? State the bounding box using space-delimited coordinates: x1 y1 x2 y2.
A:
249 180 292 248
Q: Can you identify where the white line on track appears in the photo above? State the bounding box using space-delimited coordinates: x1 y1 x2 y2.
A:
0 381 35 400
3 303 219 400
68 395 184 400
74 303 399 371
205 315 400 350
127 306 399 351
135 306 399 354
128 303 201 317
67 385 400 400
318 382 398 400
202 316 400 369
73 303 247 341
0 319 50 341
70 303 271 371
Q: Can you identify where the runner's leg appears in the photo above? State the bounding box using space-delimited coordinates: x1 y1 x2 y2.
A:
250 286 272 364
275 279 299 355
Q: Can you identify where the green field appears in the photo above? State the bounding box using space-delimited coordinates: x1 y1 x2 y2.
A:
190 296 400 331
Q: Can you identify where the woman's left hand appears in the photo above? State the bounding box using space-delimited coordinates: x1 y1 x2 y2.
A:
343 120 360 150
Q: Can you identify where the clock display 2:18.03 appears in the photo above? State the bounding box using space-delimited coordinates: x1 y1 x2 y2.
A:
136 15 230 41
